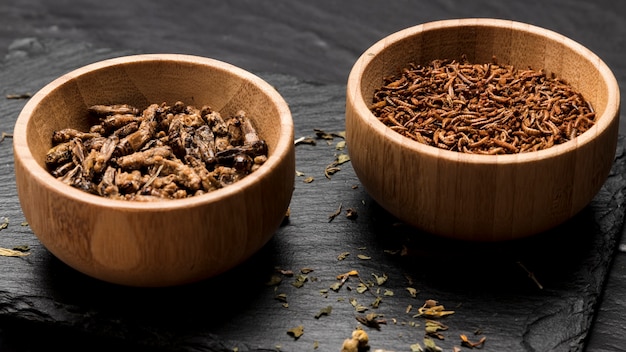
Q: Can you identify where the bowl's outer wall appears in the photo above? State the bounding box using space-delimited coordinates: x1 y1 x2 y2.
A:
346 19 620 240
14 55 295 286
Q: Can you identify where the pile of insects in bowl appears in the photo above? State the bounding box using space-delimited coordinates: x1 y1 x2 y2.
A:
370 56 596 154
45 101 268 201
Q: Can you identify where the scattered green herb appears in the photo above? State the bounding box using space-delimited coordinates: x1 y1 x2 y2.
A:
0 218 8 230
337 252 350 261
265 274 282 286
12 245 30 252
287 325 304 339
346 207 358 220
356 313 386 330
423 337 443 352
460 334 486 349
292 274 308 288
0 248 29 257
314 305 332 319
5 93 31 99
294 136 317 146
0 132 13 143
372 273 388 286
328 203 342 222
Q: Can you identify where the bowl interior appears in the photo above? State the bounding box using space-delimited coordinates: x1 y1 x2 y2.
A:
25 54 289 182
358 19 616 150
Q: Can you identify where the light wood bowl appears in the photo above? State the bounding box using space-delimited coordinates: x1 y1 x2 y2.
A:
13 54 295 286
346 19 620 241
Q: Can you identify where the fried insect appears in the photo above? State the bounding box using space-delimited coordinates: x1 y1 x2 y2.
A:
88 104 140 116
370 56 596 154
45 101 268 200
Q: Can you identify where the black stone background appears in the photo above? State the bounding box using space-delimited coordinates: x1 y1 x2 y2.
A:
0 1 625 351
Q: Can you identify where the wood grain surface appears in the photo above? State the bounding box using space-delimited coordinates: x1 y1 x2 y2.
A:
12 54 296 287
345 19 620 241
0 39 625 351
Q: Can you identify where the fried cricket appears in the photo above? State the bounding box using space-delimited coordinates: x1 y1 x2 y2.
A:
46 102 268 201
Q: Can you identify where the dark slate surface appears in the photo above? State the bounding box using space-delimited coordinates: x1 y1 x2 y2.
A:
0 39 625 352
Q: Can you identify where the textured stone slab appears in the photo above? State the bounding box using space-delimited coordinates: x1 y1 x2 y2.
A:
0 39 625 352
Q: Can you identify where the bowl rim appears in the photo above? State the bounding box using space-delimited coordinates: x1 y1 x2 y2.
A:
347 18 620 165
13 53 294 210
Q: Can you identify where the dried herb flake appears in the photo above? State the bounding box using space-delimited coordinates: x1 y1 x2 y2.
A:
337 251 350 261
328 203 343 222
0 248 29 257
315 305 332 319
287 325 304 339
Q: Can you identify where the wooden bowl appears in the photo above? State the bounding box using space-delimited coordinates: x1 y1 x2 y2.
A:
346 19 620 241
13 54 295 286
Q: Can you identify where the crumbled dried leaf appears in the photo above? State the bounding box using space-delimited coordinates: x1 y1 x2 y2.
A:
424 337 443 352
20 222 28 226
425 320 449 335
0 132 12 143
295 170 305 176
410 343 424 352
324 165 341 179
328 203 342 222
371 296 382 308
0 218 8 230
356 282 369 294
350 298 368 313
336 140 346 150
12 245 30 252
278 268 294 276
460 334 486 349
373 273 388 286
294 136 317 146
415 301 455 319
336 153 351 165
324 153 351 179
0 248 29 257
330 282 343 292
337 252 350 261
287 325 304 339
346 207 358 220
301 268 314 274
314 129 335 140
315 305 332 319
313 340 319 349
303 176 314 183
356 313 385 330
357 254 371 260
5 93 31 99
275 293 288 303
265 274 283 286
406 304 413 313
383 289 394 297
407 287 419 298
314 128 345 140
292 274 308 288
